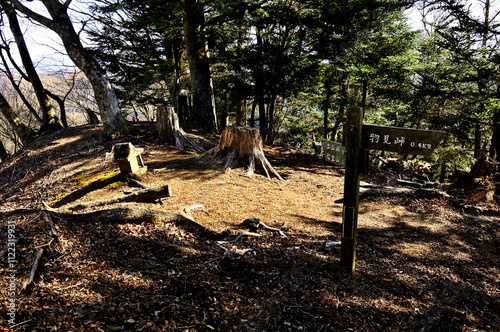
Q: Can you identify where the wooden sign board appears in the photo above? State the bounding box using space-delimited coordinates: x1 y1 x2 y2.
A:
322 140 346 166
339 106 447 274
362 125 446 155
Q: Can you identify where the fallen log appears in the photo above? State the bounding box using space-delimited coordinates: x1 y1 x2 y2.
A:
1 207 222 240
335 185 450 203
52 171 125 208
53 206 221 239
45 184 171 213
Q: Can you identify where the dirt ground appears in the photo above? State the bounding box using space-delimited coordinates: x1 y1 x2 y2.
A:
1 123 499 331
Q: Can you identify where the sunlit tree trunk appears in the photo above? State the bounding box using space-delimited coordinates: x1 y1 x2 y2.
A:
0 92 37 144
11 0 129 137
2 0 63 132
0 50 43 126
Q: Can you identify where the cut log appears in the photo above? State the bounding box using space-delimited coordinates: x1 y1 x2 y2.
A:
44 184 172 213
156 105 205 152
335 184 450 203
204 126 283 180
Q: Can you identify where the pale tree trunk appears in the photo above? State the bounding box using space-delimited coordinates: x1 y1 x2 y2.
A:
0 48 43 126
2 0 63 132
156 105 205 152
182 0 217 132
204 126 283 180
11 0 129 137
0 92 37 144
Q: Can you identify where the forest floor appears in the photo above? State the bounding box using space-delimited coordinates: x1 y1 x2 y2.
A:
0 123 498 331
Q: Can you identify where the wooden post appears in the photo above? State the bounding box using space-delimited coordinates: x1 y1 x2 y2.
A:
340 106 363 274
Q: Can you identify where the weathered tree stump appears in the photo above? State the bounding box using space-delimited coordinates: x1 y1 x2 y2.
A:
204 126 283 180
156 105 205 152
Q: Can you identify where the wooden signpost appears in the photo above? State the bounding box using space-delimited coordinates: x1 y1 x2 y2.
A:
321 140 346 166
324 106 446 274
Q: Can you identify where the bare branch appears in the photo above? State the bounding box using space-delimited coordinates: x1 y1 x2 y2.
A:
10 0 55 29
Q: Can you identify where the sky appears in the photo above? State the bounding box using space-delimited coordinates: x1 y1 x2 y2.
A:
3 1 84 70
4 1 498 72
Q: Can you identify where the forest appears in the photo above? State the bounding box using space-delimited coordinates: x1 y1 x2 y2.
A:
0 0 498 177
0 0 499 331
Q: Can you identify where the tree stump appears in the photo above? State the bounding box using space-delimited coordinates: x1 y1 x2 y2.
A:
204 126 283 180
156 105 205 152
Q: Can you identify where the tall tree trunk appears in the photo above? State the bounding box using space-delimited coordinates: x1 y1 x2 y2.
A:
490 112 500 163
0 49 43 125
2 0 63 132
0 92 37 144
0 139 9 162
182 0 217 132
361 79 368 108
250 98 256 128
266 95 276 145
323 78 333 139
474 122 482 159
44 90 68 127
235 100 244 126
234 29 245 126
254 25 267 138
11 0 129 137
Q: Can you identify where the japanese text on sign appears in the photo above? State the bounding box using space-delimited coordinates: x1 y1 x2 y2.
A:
362 125 446 155
322 140 346 166
369 133 432 150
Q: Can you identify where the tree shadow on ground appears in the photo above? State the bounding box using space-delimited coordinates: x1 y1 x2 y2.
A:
3 198 497 331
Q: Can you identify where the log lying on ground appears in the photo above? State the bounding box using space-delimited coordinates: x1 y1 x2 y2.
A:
45 184 172 213
335 184 450 203
1 207 222 240
52 171 125 208
156 105 205 152
204 126 283 180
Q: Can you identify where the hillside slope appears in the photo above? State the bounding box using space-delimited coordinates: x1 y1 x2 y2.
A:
1 123 498 331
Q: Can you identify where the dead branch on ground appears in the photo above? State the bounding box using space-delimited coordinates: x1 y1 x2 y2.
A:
240 217 287 237
21 248 44 291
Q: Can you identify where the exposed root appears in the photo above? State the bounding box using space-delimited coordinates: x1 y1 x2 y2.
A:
241 218 287 237
217 231 262 244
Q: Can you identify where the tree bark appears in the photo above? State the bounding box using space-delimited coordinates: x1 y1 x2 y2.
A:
156 105 205 152
490 111 500 163
0 48 43 125
182 0 217 132
10 0 129 137
1 207 221 240
0 91 37 144
0 139 10 162
204 126 283 180
2 0 63 132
